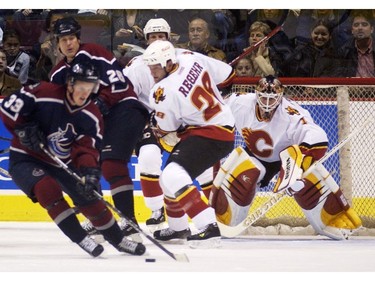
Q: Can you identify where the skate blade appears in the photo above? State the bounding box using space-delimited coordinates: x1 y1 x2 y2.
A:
147 222 166 234
187 237 221 249
126 233 143 243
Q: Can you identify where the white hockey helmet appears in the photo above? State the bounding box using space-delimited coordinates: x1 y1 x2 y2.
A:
255 75 284 113
143 40 176 68
143 18 171 40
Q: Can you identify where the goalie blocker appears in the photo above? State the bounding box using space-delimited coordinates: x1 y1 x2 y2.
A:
210 145 362 240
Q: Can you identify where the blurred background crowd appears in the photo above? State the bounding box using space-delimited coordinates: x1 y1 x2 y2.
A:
0 8 374 96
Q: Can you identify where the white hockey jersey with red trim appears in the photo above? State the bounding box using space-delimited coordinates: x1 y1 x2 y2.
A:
149 52 235 141
226 93 328 162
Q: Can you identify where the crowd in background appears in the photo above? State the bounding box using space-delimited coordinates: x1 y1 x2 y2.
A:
0 8 375 95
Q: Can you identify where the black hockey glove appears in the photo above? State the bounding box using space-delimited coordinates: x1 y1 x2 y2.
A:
14 121 46 152
77 167 102 200
93 96 110 116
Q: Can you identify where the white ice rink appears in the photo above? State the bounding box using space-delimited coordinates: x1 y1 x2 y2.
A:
0 222 374 280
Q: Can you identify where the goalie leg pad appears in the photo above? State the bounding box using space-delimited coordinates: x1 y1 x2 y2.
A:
294 164 362 240
210 186 255 226
210 149 262 226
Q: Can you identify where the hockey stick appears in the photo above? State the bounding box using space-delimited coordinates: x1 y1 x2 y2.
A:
39 144 189 262
0 136 11 141
229 9 289 66
0 166 10 177
0 147 10 154
218 116 373 237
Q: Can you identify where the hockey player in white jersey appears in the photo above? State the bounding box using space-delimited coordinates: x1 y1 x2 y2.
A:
144 40 235 248
124 18 235 241
210 75 362 240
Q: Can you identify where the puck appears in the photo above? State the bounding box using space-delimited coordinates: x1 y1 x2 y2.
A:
145 258 156 262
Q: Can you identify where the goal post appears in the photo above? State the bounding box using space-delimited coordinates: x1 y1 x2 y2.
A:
228 77 375 236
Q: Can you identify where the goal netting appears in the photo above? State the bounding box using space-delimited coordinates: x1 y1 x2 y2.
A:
228 77 375 236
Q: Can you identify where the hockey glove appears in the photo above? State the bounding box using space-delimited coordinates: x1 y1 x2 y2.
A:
14 121 46 152
77 167 102 200
93 96 110 116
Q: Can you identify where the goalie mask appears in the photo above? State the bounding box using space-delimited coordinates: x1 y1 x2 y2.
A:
255 75 284 113
143 40 177 68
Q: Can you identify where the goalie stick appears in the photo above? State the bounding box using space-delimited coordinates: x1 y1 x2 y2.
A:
229 9 289 66
218 116 373 238
39 144 189 263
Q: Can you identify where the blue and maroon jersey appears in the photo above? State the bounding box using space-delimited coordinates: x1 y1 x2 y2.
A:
50 43 138 109
0 81 104 169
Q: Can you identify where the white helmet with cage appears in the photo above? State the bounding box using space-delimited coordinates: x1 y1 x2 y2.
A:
143 18 171 40
143 40 176 68
255 75 284 113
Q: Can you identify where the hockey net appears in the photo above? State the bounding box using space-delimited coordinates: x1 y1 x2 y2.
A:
228 77 375 236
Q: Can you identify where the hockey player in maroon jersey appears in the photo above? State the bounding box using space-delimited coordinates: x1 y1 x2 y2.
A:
210 75 362 239
0 62 146 257
144 40 235 248
50 17 149 242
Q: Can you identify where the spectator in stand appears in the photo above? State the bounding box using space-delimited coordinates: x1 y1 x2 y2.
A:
111 9 154 65
176 17 227 62
242 21 289 77
283 20 338 77
296 9 352 50
152 9 232 49
248 9 299 45
234 57 252 77
76 9 109 16
1 10 16 41
2 29 30 85
12 9 49 21
234 9 299 58
34 10 67 82
111 9 152 51
0 49 22 96
336 11 375 77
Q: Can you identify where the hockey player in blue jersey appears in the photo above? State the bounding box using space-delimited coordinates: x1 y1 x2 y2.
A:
50 17 149 242
0 62 146 257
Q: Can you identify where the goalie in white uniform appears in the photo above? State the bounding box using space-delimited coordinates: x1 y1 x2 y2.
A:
210 75 362 240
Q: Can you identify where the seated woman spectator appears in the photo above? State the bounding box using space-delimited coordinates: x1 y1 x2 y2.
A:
111 9 152 50
234 9 299 56
2 29 30 85
0 48 22 96
283 20 339 77
234 57 252 76
296 9 352 49
111 9 152 64
241 21 289 77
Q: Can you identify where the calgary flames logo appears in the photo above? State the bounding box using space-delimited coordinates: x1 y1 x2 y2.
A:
153 87 166 104
285 106 300 116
